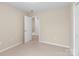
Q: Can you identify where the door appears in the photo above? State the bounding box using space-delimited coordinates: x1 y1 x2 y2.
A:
24 16 32 43
75 3 79 56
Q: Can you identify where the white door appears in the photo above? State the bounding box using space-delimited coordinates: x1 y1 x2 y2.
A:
24 16 32 43
75 3 79 56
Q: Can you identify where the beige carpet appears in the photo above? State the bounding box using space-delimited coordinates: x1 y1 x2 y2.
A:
0 37 72 56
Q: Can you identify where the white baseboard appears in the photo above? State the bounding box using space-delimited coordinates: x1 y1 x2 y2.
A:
39 40 70 48
0 41 22 53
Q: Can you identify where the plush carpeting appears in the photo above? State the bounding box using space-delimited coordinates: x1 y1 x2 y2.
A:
0 37 72 56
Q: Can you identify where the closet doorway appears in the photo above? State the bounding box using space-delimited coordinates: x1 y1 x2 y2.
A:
32 16 40 42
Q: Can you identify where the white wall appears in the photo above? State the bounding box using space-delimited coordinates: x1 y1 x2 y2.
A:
0 3 27 51
34 6 72 48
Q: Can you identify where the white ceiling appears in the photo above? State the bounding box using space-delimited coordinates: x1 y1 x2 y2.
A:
6 2 72 13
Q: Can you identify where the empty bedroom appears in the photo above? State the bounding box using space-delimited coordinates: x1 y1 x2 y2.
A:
0 2 73 56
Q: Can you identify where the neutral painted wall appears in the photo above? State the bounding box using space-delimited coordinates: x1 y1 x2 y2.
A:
34 6 72 47
0 3 26 51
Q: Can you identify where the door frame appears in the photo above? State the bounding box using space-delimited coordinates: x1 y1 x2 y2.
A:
74 2 79 56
